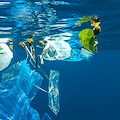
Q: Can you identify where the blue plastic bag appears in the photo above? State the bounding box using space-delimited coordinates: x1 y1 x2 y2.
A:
0 60 51 120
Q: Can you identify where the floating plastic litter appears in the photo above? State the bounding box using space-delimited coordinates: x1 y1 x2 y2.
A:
0 43 13 71
48 70 60 116
40 40 71 63
0 60 52 120
0 60 42 120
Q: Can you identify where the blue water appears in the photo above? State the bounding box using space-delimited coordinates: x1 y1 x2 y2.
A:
0 0 120 120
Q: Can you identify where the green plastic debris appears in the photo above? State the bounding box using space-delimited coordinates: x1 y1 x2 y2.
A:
79 29 98 53
0 46 3 50
76 15 93 26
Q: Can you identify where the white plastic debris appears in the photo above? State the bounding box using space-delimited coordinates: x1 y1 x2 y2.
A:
40 40 71 63
0 43 13 71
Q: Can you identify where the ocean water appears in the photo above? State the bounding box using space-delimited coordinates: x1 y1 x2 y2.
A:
0 0 120 120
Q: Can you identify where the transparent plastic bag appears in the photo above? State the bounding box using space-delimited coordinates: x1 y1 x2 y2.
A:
0 60 42 120
41 41 71 62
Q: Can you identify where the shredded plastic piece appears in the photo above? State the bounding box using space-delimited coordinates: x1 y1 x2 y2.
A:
48 70 60 116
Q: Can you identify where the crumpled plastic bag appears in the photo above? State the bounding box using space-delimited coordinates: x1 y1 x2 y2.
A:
0 60 52 120
0 43 13 71
40 40 71 63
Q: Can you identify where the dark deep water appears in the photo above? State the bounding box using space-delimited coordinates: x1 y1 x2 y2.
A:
0 0 120 120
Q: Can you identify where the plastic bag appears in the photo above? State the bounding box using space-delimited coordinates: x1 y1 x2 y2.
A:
41 40 71 62
0 60 52 120
0 43 13 71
